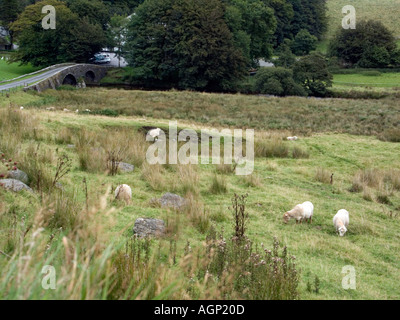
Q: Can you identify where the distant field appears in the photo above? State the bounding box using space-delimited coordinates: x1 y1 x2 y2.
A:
0 54 39 82
4 88 398 137
333 72 400 89
326 0 400 38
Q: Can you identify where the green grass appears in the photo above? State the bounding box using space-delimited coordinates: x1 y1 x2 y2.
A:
326 0 400 39
1 89 400 299
333 72 400 88
15 88 399 137
0 55 40 82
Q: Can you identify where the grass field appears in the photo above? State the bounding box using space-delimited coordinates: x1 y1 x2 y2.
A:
331 72 400 96
0 54 39 82
0 88 399 300
326 0 400 39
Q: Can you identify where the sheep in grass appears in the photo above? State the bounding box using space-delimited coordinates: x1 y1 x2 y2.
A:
115 184 132 204
333 209 349 237
147 128 162 141
283 201 314 224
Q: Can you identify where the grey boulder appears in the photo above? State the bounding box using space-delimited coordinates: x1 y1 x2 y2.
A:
7 169 29 184
117 162 135 173
133 218 165 238
159 193 187 210
0 179 33 193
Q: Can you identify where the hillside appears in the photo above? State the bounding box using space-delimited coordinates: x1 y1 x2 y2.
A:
1 89 399 299
326 0 400 38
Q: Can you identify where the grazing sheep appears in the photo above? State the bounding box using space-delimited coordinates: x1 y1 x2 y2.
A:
148 128 162 140
115 184 132 203
287 136 298 141
333 209 349 237
283 201 314 224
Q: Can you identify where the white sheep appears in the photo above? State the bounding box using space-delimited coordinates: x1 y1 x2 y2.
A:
287 136 298 141
147 128 162 140
115 184 132 204
333 209 349 237
283 201 314 224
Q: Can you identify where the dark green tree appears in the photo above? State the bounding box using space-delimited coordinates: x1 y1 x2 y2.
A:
0 0 23 47
225 0 276 66
254 67 306 96
329 20 399 68
66 0 110 29
288 0 327 40
293 52 332 97
291 29 317 56
125 0 246 91
11 0 106 66
274 40 296 68
264 0 294 47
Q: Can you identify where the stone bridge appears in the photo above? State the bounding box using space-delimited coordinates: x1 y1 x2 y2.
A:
24 64 109 92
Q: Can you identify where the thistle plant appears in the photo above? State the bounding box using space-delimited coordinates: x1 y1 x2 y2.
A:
0 153 18 180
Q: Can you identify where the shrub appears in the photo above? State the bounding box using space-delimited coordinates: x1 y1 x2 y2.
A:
315 168 331 184
183 193 210 234
175 165 200 196
203 233 299 300
255 139 289 158
141 163 166 191
379 128 400 143
293 53 333 97
254 67 307 97
243 174 262 188
292 146 310 159
209 174 227 194
92 109 119 117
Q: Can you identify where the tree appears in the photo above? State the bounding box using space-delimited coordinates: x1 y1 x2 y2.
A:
108 14 129 67
125 0 246 91
225 0 276 66
0 0 22 47
288 0 327 40
11 0 106 66
66 0 110 29
329 20 399 68
291 29 317 56
254 67 307 96
264 0 294 47
293 53 332 97
274 40 296 68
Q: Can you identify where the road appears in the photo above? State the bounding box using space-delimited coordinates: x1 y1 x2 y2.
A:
0 65 76 92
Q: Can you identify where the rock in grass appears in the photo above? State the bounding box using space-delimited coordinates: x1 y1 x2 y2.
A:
7 169 29 184
0 179 33 193
133 218 165 238
159 193 187 210
117 162 135 173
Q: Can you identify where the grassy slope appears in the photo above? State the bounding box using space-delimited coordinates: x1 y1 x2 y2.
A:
0 56 39 82
326 0 400 39
1 89 400 299
19 88 400 136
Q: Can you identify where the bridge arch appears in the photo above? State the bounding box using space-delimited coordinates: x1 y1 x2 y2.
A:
62 74 77 86
85 70 96 82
